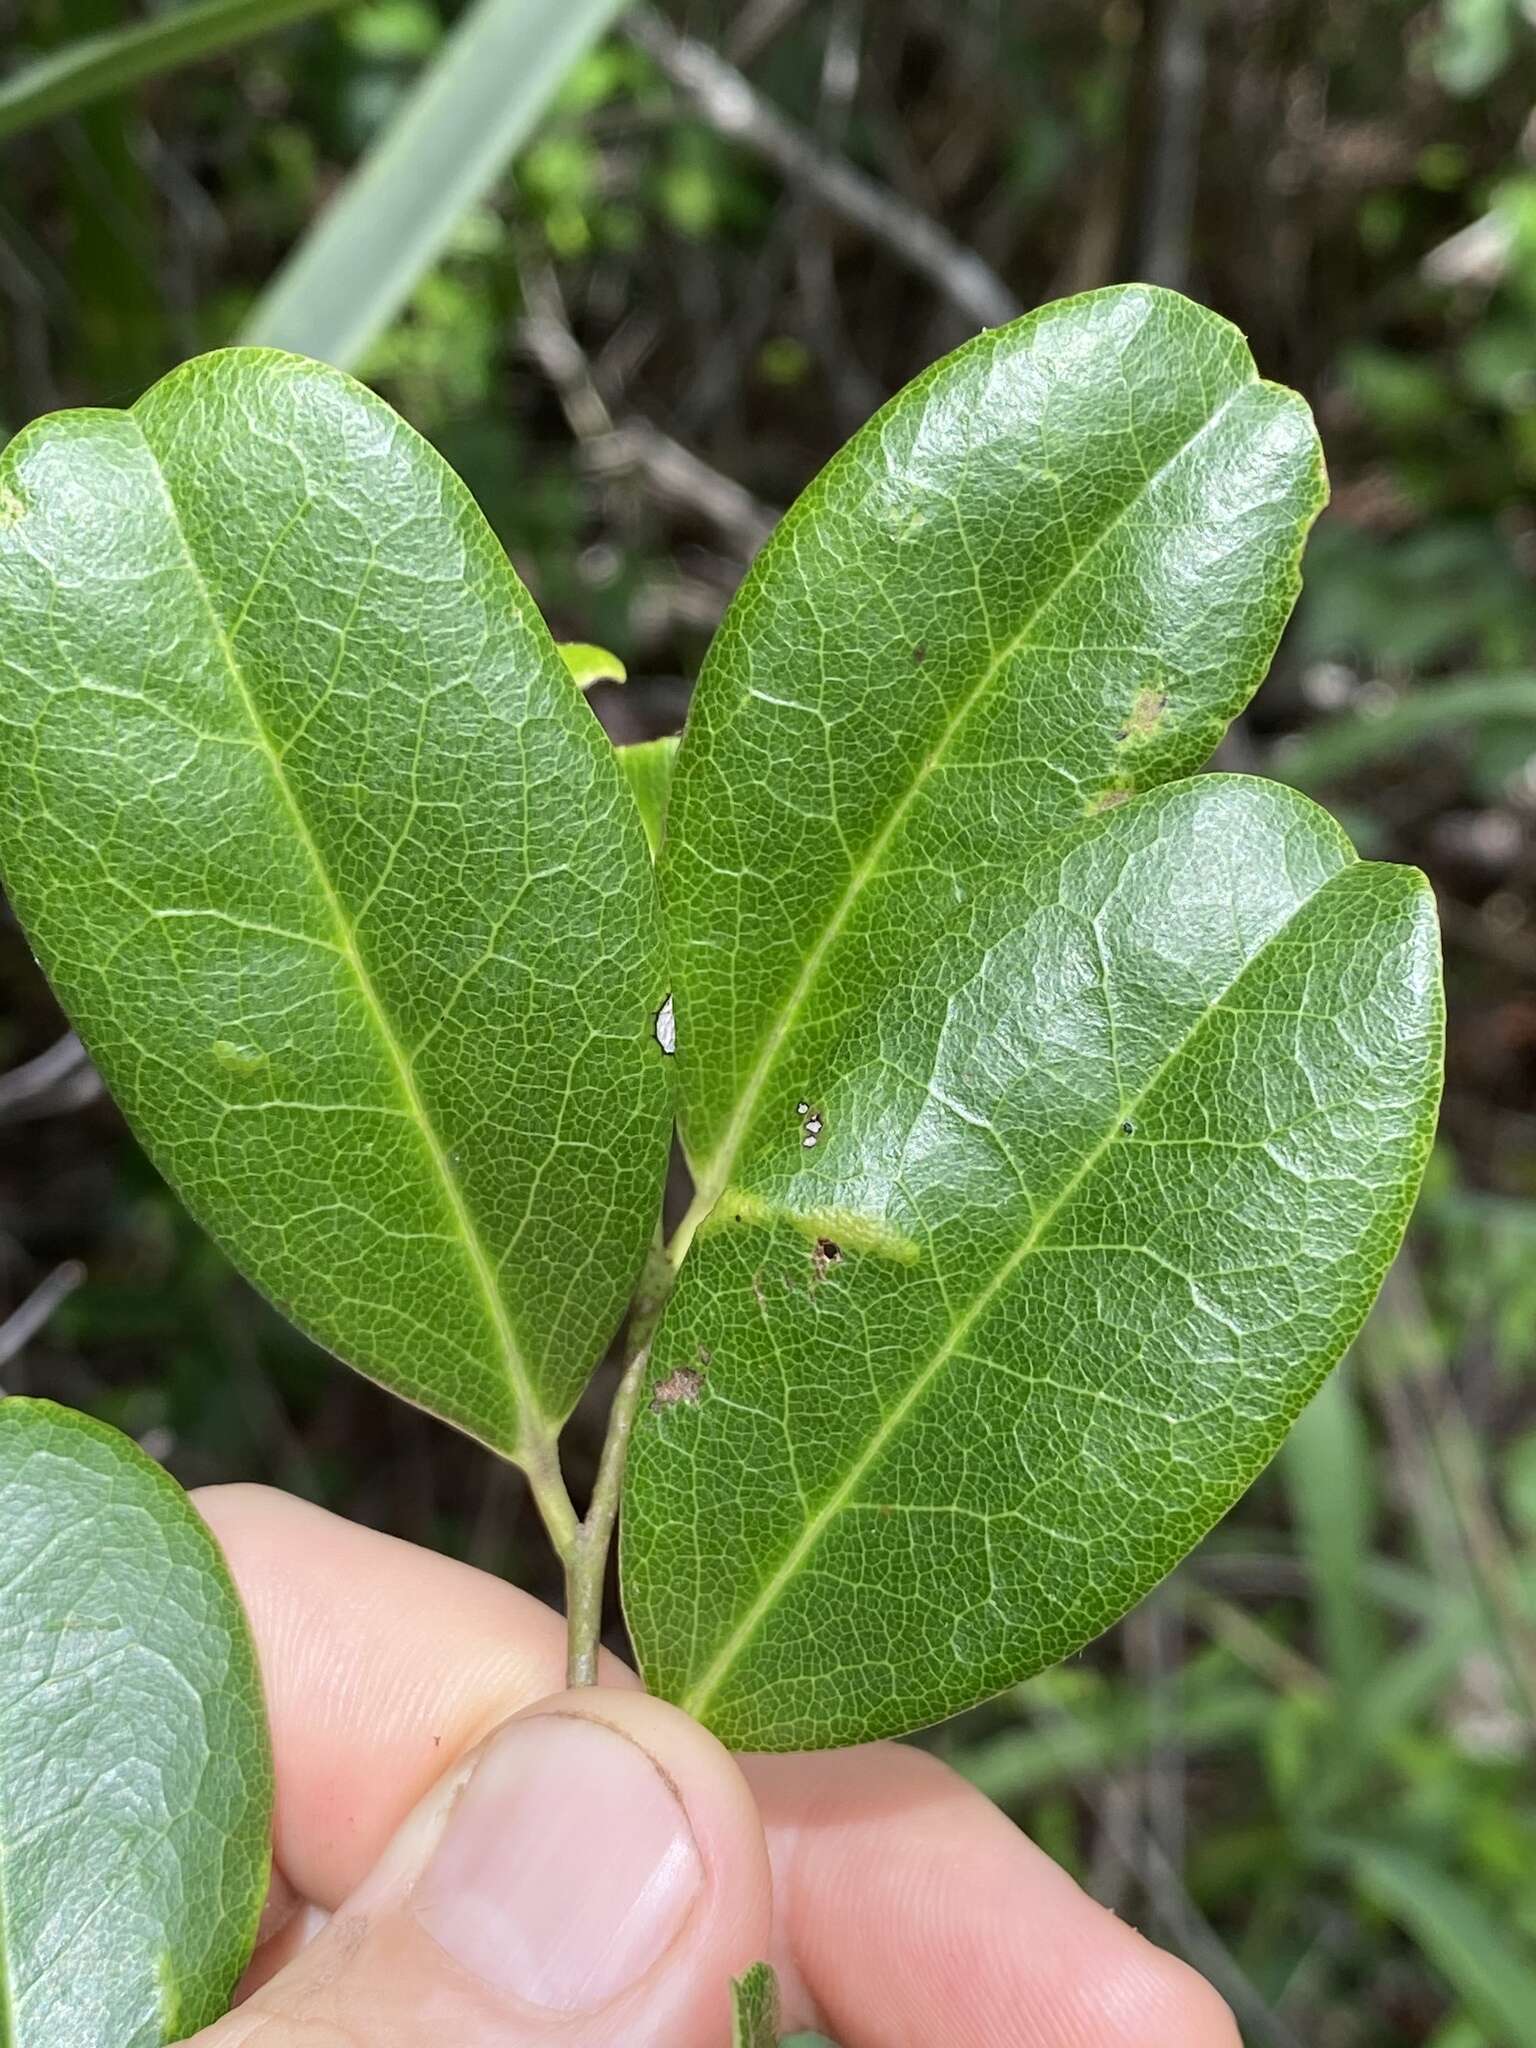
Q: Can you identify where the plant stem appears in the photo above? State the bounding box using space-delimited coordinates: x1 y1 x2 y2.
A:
561 1186 720 1685
520 1428 580 1566
565 1337 652 1686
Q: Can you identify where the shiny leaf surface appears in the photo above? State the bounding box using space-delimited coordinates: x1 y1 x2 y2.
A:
0 351 670 1454
0 1399 270 2045
623 285 1441 1748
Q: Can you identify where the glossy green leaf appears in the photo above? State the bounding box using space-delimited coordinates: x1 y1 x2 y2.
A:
0 0 345 144
626 781 1439 1744
0 1398 271 2045
558 641 628 689
0 350 670 1456
659 286 1329 1206
620 735 679 859
623 286 1441 1747
731 1961 780 2048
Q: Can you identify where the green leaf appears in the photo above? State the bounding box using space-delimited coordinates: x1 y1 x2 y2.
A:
558 641 628 689
623 286 1440 1748
0 1398 271 2045
619 735 679 859
659 287 1329 1204
1344 1841 1536 2048
238 0 627 368
0 0 346 144
0 350 670 1456
731 1961 780 2048
624 777 1440 1746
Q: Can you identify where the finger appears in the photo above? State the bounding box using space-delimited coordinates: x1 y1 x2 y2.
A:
201 1485 1236 2046
747 1743 1240 2048
191 1689 772 2048
194 1482 637 1905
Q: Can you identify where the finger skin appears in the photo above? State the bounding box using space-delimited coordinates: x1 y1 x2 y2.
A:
194 1690 771 2048
198 1484 1238 2048
195 1483 637 1906
747 1744 1240 2048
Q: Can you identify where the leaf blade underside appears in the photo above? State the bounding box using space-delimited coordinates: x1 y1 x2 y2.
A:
0 350 670 1451
730 1961 781 2048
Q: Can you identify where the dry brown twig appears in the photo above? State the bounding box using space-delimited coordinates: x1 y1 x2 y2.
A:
623 7 1022 331
516 254 778 557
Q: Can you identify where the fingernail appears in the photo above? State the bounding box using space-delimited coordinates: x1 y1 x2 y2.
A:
411 1712 702 2013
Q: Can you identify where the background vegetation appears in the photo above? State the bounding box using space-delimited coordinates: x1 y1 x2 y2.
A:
3 2 1535 2040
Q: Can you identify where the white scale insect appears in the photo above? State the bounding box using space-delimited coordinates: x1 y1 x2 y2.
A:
796 1101 823 1148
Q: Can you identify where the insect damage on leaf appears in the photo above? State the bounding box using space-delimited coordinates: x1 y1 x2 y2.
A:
211 1038 270 1077
655 993 677 1055
706 1186 921 1263
651 1365 705 1411
810 1236 843 1284
1116 684 1170 743
1087 783 1134 814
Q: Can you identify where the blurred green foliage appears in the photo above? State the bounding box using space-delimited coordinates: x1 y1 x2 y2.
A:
2 3 1535 2041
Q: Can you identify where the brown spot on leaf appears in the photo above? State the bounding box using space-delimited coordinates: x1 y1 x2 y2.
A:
1088 784 1133 814
650 1366 705 1412
811 1236 844 1282
913 642 928 665
1116 686 1169 743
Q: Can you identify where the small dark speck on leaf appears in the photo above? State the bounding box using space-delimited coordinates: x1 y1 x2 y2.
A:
815 1237 843 1265
1121 1120 1135 1136
651 1366 705 1412
913 643 927 665
697 1345 714 1366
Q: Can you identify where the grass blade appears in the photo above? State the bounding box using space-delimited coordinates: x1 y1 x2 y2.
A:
239 0 626 366
0 0 345 143
1344 1840 1536 2047
1282 1361 1384 1715
1275 673 1536 788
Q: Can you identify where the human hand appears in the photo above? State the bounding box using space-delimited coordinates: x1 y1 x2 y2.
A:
188 1486 1239 2047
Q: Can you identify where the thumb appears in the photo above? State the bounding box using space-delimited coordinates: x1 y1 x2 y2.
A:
194 1689 773 2047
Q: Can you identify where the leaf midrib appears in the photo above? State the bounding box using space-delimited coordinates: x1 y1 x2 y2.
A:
678 854 1355 1721
687 375 1255 1214
130 418 541 1442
